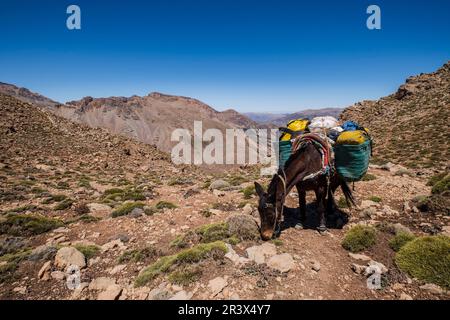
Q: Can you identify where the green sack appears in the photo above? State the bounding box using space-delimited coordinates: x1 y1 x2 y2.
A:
279 140 292 169
334 140 371 182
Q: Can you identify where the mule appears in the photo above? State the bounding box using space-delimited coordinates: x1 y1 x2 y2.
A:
255 136 355 240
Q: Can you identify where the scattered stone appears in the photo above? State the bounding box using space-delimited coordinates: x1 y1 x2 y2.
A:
267 253 295 273
209 180 230 191
101 239 126 252
242 203 254 215
360 200 379 209
213 189 226 197
419 283 444 295
348 253 372 262
97 285 122 300
226 214 260 241
51 271 66 280
53 227 69 233
38 261 52 281
71 282 89 300
169 290 193 300
89 277 117 291
87 203 112 218
224 244 250 266
129 208 144 218
246 243 277 264
148 288 172 300
310 260 321 272
400 293 413 300
13 286 27 295
441 225 450 237
109 264 126 275
393 223 412 235
54 247 86 270
208 276 228 296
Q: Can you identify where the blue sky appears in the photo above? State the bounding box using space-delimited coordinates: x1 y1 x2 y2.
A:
1 0 449 112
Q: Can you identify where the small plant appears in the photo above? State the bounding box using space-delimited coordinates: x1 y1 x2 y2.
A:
135 241 227 287
369 196 382 203
119 246 157 263
337 197 348 208
155 201 178 210
271 239 283 246
72 244 100 259
389 231 416 252
0 214 63 236
342 225 377 253
396 236 450 288
362 174 377 181
241 185 256 199
54 199 74 211
42 194 67 204
111 202 145 218
200 209 212 218
168 265 202 285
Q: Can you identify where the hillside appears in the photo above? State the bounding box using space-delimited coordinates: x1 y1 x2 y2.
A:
341 62 450 170
55 92 262 153
1 91 449 301
0 83 61 109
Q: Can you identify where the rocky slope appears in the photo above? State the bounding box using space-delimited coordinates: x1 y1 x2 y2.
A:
55 92 262 153
0 82 61 109
341 61 450 171
1 92 449 301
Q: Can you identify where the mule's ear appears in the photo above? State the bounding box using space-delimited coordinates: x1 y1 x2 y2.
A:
254 182 265 197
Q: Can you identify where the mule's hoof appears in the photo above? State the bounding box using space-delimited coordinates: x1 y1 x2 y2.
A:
317 225 327 233
295 223 304 230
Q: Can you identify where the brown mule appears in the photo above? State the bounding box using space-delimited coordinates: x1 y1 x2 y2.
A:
255 135 355 240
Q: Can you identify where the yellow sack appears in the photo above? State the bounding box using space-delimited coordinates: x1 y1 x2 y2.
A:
280 119 309 141
336 130 369 145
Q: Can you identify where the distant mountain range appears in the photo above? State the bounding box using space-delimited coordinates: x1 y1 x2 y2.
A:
245 108 343 126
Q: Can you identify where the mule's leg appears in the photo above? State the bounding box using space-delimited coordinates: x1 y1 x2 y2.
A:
295 185 306 229
315 187 327 232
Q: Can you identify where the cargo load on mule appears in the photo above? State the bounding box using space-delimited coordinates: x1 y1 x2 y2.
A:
278 119 310 169
277 118 372 182
333 121 372 182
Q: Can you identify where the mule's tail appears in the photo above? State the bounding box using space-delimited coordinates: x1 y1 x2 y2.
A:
340 180 356 207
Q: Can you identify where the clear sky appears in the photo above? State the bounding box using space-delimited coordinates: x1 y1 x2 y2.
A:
1 0 449 112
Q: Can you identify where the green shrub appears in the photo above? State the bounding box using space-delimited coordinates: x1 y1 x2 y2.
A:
431 174 450 194
362 174 377 181
369 196 382 203
168 266 202 285
241 185 256 199
72 245 100 259
337 197 348 208
396 236 450 288
342 225 377 253
0 214 64 236
155 201 177 210
119 247 157 263
135 241 227 287
111 202 145 218
389 232 416 252
54 199 74 210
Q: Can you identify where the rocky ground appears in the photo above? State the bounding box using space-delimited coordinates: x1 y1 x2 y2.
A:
0 93 449 300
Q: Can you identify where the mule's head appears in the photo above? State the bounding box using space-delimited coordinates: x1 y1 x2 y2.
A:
254 182 277 240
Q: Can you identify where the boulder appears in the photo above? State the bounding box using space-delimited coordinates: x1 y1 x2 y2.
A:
226 214 260 241
209 180 230 191
89 277 117 291
267 253 295 273
87 203 112 218
208 276 228 296
97 285 122 300
54 247 86 270
38 261 52 281
246 243 277 264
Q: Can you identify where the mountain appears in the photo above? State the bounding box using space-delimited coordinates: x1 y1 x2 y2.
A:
244 112 287 124
0 82 61 109
341 61 450 170
54 92 262 153
245 108 343 126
